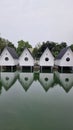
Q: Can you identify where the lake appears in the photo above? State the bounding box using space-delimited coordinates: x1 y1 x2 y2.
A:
0 70 73 130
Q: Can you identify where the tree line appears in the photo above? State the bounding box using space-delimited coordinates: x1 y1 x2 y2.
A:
0 37 73 58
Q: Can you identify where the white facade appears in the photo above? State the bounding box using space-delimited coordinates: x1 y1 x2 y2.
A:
39 48 54 66
55 48 73 67
0 48 18 66
19 48 34 66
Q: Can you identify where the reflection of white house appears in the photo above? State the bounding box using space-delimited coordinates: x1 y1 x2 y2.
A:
39 47 54 72
0 46 18 71
18 72 34 91
39 73 54 92
55 71 73 93
1 71 18 91
19 47 34 71
54 47 73 71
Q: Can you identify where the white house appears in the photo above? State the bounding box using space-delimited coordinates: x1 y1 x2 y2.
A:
0 46 18 71
54 47 73 71
55 71 73 93
1 71 18 91
18 72 34 91
39 47 54 72
39 73 54 92
19 47 34 71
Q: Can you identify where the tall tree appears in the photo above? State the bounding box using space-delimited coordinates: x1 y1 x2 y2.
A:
0 37 16 53
17 40 32 55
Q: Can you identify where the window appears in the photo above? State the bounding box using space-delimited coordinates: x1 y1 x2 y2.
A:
65 78 69 82
66 57 70 62
25 77 28 81
5 57 9 61
24 57 28 61
6 77 9 80
45 57 49 61
45 77 48 82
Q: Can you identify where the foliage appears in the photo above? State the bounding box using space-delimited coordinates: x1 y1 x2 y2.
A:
32 41 68 58
0 36 72 58
70 44 73 51
0 37 16 52
17 40 32 56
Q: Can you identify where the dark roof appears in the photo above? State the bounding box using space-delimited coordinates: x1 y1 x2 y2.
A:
6 46 18 59
56 47 70 59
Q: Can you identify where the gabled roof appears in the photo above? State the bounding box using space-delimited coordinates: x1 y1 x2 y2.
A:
5 46 18 59
56 47 70 59
40 47 54 59
20 47 34 59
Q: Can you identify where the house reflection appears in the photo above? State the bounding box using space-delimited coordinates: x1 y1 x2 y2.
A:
39 73 54 92
0 71 18 91
55 71 73 93
18 72 34 91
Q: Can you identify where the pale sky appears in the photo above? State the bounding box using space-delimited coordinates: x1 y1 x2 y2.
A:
0 0 73 47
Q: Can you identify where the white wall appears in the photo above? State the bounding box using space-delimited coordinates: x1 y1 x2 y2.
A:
60 49 73 66
55 48 73 67
39 48 54 66
19 48 34 66
0 48 18 66
54 59 61 66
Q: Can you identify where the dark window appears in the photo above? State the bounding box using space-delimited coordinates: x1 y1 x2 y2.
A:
24 57 28 61
45 57 49 61
65 78 69 82
66 57 70 62
25 77 28 81
45 77 48 82
6 77 9 80
5 57 9 61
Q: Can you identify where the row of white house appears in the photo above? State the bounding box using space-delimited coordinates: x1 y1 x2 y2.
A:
0 46 73 71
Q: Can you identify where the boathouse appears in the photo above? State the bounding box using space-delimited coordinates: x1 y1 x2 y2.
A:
0 46 18 71
39 47 54 72
19 47 34 72
54 47 73 72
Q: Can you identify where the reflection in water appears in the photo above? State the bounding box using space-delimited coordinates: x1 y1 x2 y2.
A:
0 71 73 130
39 73 54 92
55 71 73 93
0 71 73 93
0 71 18 91
18 72 34 91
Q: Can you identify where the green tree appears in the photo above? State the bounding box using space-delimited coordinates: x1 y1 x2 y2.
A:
0 37 16 52
70 44 73 51
17 40 32 55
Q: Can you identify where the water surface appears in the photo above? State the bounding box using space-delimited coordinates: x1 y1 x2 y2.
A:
0 71 73 130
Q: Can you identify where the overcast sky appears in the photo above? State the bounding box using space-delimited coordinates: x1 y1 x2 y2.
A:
0 0 73 47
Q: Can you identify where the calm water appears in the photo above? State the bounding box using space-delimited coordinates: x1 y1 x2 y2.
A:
0 71 73 130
